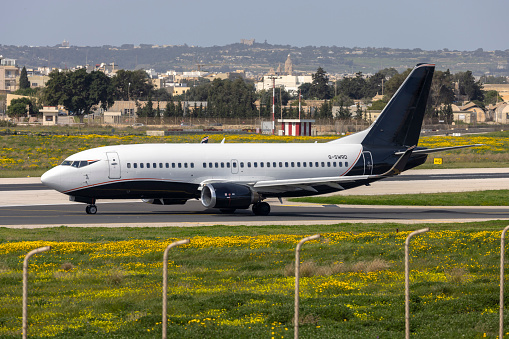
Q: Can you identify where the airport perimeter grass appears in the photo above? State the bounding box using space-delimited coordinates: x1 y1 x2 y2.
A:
290 189 509 206
2 222 509 338
1 129 509 176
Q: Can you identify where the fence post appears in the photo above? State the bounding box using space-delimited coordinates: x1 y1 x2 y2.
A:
501 225 509 339
294 234 321 339
405 228 429 339
23 246 51 339
162 239 190 339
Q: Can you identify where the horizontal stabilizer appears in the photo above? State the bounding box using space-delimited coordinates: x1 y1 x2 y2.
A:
395 144 483 155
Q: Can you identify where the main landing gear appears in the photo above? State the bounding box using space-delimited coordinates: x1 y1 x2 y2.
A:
85 204 97 214
252 202 270 216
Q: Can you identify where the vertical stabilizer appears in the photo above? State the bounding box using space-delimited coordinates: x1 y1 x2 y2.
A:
361 63 435 148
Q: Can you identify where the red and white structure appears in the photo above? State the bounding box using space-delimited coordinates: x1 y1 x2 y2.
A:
278 119 315 136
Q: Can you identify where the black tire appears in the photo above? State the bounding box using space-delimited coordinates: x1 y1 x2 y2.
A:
252 202 270 216
85 206 91 214
88 205 97 214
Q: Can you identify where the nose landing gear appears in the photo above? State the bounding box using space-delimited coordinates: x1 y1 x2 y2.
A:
86 204 97 214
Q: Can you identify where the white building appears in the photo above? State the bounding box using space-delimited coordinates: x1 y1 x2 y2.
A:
255 75 312 94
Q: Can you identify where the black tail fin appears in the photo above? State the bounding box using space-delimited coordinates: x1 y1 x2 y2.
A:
362 63 435 148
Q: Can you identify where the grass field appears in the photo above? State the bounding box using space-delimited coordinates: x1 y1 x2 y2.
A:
1 128 509 177
2 222 509 338
290 190 509 206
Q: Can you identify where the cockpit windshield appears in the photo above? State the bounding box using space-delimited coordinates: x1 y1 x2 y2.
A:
61 160 100 168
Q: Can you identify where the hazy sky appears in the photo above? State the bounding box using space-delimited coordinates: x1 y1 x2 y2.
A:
4 0 508 51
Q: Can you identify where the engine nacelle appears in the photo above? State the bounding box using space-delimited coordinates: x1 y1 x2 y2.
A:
201 183 260 209
142 198 187 205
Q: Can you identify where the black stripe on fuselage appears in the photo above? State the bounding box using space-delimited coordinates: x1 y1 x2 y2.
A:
67 180 200 200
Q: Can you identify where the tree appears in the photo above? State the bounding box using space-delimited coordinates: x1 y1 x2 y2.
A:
19 66 30 90
337 72 367 99
111 69 153 101
309 67 332 100
43 69 114 122
7 97 38 118
484 90 502 106
456 71 484 101
382 68 412 99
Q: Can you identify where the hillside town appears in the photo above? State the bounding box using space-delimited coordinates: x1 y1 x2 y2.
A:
2 44 509 134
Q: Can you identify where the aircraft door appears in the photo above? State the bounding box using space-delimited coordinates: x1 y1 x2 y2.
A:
362 151 373 175
106 152 121 179
231 160 239 174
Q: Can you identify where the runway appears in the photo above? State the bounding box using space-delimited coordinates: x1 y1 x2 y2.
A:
2 168 509 228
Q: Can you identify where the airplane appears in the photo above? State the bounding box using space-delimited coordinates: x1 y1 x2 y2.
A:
41 63 480 216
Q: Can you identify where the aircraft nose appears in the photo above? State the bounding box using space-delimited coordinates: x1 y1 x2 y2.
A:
41 167 62 191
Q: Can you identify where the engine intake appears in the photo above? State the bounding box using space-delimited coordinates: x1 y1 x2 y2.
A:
201 183 260 209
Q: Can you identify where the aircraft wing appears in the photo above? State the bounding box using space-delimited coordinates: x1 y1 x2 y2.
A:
251 146 415 193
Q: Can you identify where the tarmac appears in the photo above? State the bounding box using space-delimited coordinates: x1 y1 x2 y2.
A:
1 168 509 207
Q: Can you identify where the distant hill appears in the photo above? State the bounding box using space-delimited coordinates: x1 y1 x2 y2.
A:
1 43 508 76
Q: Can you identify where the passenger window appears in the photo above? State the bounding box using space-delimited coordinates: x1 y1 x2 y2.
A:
333 162 336 167
127 163 131 168
166 163 169 168
209 162 213 168
321 162 325 167
203 162 206 168
226 163 230 168
345 162 349 167
147 163 150 168
172 163 176 168
159 163 163 168
191 163 194 168
273 162 277 167
178 163 182 168
221 162 224 168
247 162 251 168
254 162 258 168
315 162 319 167
153 163 156 168
260 162 263 168
339 162 342 167
240 162 244 168
297 162 300 167
267 162 270 168
279 162 283 167
291 162 294 167
184 163 188 168
327 162 331 167
233 162 237 168
285 162 289 167
309 162 313 167
215 162 218 168
303 162 306 167
134 163 137 169
140 163 144 168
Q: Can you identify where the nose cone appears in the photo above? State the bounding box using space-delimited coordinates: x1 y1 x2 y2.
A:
41 167 63 192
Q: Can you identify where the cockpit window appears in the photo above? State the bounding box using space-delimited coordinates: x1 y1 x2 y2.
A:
64 160 100 168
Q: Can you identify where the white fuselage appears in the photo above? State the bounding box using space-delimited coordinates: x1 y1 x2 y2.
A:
41 142 364 198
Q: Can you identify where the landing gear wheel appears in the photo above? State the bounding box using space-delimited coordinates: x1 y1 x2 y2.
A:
252 202 270 216
86 204 97 214
219 208 236 214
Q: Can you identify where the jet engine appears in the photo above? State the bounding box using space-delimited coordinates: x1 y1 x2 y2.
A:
201 183 260 209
